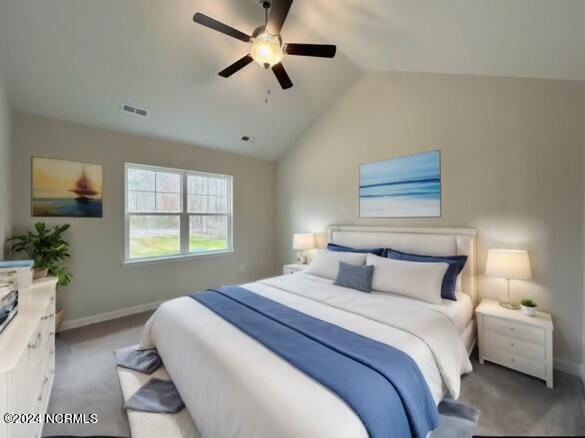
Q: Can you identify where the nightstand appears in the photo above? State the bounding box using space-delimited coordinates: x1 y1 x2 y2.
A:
476 299 553 388
283 264 307 275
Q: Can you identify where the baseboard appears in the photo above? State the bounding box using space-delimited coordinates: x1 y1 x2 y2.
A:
553 357 585 377
59 299 166 332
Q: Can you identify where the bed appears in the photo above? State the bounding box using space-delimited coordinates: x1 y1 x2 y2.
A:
137 226 477 438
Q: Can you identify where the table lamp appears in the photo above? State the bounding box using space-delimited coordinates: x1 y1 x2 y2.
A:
292 233 315 265
485 249 532 309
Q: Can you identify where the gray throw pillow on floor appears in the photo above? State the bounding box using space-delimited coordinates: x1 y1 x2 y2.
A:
334 262 374 292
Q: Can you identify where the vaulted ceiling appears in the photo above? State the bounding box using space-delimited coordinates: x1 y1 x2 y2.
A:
0 0 583 160
297 0 585 80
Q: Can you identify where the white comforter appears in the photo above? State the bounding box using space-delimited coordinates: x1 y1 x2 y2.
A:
140 273 472 438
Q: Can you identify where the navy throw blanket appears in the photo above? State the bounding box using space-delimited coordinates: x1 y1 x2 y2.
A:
190 286 438 438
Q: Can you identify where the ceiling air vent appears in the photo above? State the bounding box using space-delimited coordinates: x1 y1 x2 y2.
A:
121 104 149 118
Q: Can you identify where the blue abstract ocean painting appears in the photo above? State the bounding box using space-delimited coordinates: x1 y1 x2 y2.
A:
360 151 441 217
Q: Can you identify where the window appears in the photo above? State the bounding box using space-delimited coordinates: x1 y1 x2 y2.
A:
125 163 233 262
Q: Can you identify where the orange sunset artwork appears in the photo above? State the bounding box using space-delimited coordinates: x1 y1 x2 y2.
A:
32 157 103 217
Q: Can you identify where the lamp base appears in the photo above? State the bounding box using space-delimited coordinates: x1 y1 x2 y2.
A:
500 301 520 310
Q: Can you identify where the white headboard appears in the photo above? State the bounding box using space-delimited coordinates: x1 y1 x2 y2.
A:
327 225 477 306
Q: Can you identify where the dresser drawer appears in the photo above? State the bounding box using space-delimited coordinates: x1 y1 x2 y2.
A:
484 345 546 379
485 332 545 361
485 316 545 344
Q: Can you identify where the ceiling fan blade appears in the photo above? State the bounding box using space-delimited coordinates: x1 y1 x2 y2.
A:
266 0 293 36
193 13 250 43
272 63 293 90
284 43 336 58
218 55 254 78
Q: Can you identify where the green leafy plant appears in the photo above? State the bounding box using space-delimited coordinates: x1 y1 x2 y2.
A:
9 222 72 288
521 298 537 308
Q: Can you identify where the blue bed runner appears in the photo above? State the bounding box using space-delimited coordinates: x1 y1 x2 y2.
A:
190 286 439 438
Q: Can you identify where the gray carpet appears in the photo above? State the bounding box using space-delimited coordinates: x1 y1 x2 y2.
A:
45 312 585 437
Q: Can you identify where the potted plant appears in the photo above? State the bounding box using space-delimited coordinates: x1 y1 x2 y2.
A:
520 299 537 317
9 223 72 330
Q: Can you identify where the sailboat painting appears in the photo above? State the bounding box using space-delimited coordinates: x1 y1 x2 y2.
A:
360 150 441 218
32 157 103 217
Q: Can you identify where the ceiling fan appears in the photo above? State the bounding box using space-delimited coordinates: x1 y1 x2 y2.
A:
193 0 336 90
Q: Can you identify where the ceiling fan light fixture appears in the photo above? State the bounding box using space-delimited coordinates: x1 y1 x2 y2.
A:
250 32 283 68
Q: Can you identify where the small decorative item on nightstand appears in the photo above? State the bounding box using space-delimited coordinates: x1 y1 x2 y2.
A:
292 233 315 265
520 299 538 317
283 264 306 275
476 299 554 388
485 249 531 309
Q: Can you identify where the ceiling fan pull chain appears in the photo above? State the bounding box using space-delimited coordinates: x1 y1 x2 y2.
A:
263 68 271 104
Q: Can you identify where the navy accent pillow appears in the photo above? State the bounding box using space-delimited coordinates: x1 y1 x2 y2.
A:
334 262 374 293
327 243 385 256
383 249 468 301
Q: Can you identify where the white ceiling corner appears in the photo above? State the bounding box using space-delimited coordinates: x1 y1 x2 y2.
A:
295 0 585 81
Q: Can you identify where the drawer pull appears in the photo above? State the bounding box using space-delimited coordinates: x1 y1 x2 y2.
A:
28 333 41 349
510 343 515 347
50 296 55 302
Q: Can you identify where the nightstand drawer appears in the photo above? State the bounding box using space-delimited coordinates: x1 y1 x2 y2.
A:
486 332 545 361
484 346 546 379
485 316 545 344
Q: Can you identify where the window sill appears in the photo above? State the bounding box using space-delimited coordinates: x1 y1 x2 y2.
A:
122 249 234 267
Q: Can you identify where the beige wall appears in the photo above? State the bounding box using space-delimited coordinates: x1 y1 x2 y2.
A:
0 75 10 259
11 113 278 324
277 71 585 367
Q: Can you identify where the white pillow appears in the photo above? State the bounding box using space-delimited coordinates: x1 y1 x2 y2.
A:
305 250 367 280
455 274 463 292
367 253 448 304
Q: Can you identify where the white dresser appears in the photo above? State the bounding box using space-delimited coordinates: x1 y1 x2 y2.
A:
476 299 553 388
0 278 57 438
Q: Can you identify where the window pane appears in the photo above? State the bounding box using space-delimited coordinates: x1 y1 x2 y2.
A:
187 195 206 212
156 193 181 213
188 175 228 214
156 171 180 193
128 168 155 191
189 215 228 252
129 215 180 259
128 191 155 212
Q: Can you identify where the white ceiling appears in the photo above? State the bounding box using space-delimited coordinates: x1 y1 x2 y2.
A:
0 1 583 161
0 0 359 160
296 0 585 80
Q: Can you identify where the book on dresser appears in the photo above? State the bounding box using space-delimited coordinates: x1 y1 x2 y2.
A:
0 277 57 438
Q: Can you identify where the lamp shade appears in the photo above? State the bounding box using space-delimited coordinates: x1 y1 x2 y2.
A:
485 249 532 280
292 233 315 251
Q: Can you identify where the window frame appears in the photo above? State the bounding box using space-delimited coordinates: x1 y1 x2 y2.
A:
124 162 234 264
